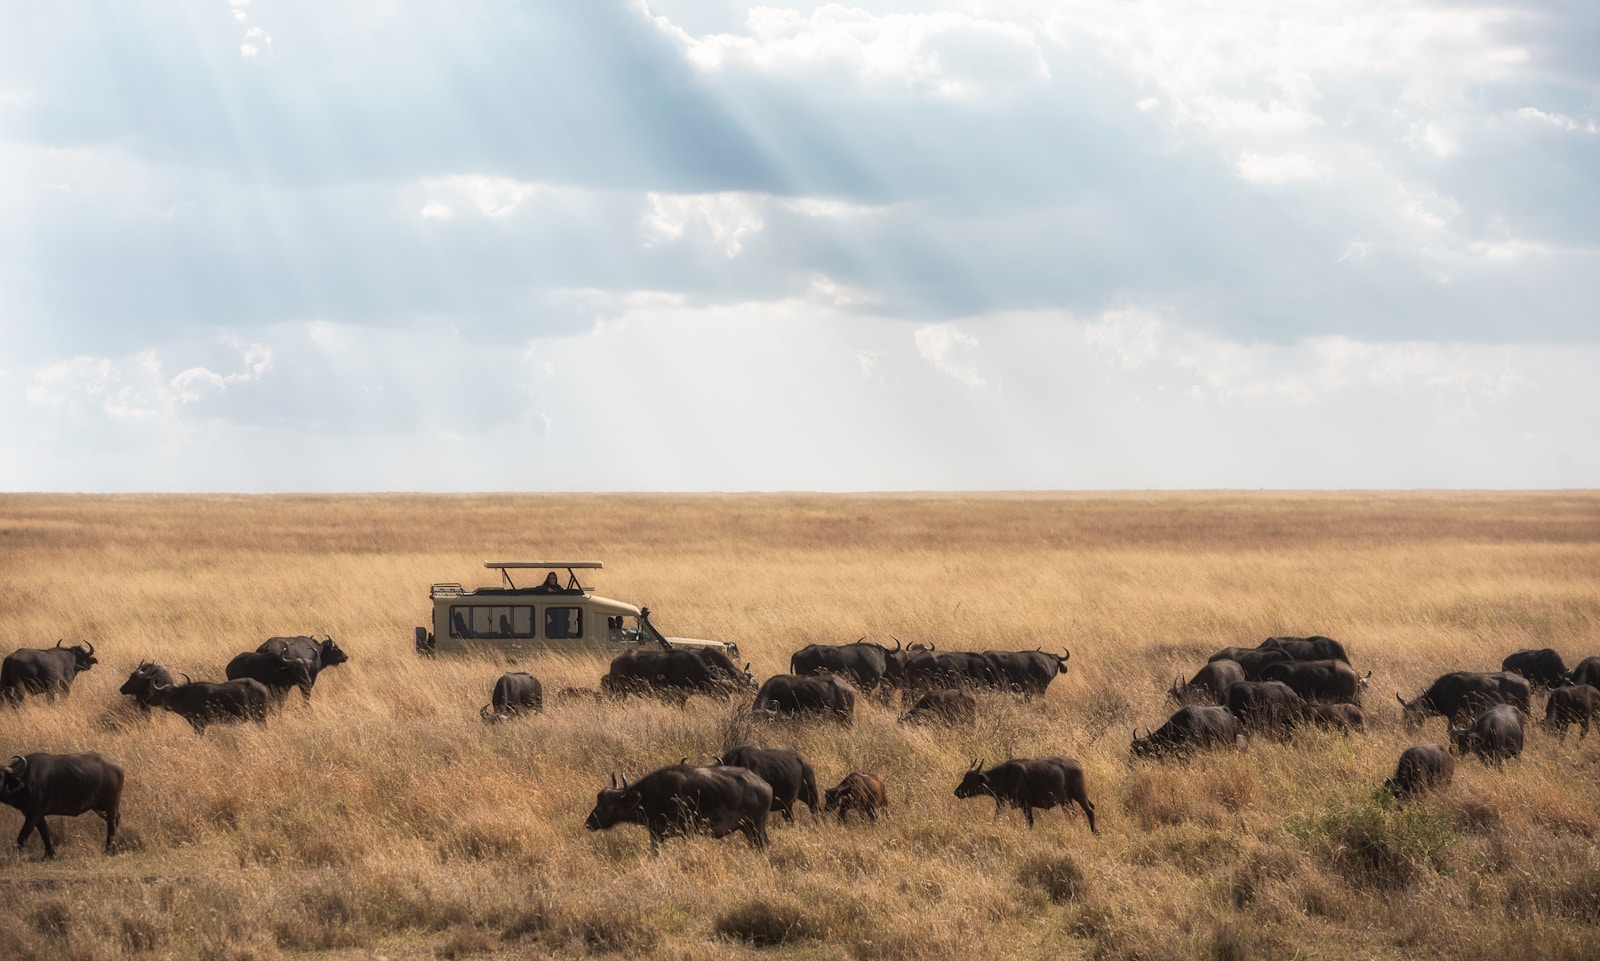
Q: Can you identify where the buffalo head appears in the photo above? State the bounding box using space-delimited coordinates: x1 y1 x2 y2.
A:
584 773 643 831
952 759 990 799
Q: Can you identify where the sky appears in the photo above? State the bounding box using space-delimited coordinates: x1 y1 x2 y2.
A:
1 0 1597 492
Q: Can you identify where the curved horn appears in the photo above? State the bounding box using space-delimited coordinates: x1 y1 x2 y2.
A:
177 671 192 685
55 639 64 649
1132 727 1139 742
82 640 94 657
480 704 497 719
856 637 867 644
1395 692 1407 708
7 756 25 776
890 636 901 651
620 774 629 790
1061 648 1070 661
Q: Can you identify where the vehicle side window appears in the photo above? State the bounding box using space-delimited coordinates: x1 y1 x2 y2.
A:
545 607 583 640
450 605 536 639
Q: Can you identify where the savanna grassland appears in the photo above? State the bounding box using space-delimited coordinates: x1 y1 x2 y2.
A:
2 491 1600 961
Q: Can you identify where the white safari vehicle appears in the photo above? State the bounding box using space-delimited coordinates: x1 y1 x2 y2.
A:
413 561 738 658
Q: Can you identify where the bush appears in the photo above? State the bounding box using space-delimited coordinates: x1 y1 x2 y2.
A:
1286 791 1457 890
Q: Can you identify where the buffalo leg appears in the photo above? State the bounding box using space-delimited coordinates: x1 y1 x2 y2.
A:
16 817 38 852
103 805 120 853
35 818 56 858
1076 794 1098 834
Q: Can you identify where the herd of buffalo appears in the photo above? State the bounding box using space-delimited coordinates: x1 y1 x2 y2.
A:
4 633 1600 857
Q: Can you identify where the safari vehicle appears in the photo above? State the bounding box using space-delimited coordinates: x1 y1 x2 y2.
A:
413 561 738 658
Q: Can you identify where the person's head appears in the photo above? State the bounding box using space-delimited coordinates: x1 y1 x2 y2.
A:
543 572 559 586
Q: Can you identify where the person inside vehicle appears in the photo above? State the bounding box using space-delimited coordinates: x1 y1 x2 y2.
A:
533 571 561 593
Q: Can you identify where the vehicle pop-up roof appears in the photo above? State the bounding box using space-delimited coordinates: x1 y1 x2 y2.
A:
483 561 602 592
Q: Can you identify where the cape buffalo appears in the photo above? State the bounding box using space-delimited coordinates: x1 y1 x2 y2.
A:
601 648 753 705
1383 745 1454 799
118 661 176 713
1207 646 1291 680
899 689 977 726
1 640 97 705
1287 702 1367 735
224 651 317 707
1570 656 1600 690
1169 659 1246 704
1501 648 1571 690
1131 705 1241 758
714 746 819 822
1449 703 1525 764
1256 659 1368 704
954 757 1096 832
1398 672 1532 730
983 648 1070 699
898 649 1006 695
823 772 889 822
1224 679 1303 733
790 638 907 697
480 671 543 721
1541 684 1600 740
584 764 772 852
752 674 857 724
147 674 270 733
1 752 124 858
255 635 349 701
1258 635 1350 664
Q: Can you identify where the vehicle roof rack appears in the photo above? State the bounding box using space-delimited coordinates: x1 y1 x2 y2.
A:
484 561 603 569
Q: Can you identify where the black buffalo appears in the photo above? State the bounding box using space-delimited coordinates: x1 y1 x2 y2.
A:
752 674 856 723
1569 656 1600 690
147 674 271 733
1449 703 1525 764
1 752 124 858
255 634 350 701
1397 672 1532 729
1 640 97 705
1257 659 1368 704
1287 701 1367 735
224 651 318 706
898 648 1005 694
1207 646 1291 680
1169 659 1246 704
954 757 1096 832
789 638 908 697
601 648 753 704
823 772 889 822
899 689 977 726
715 745 819 822
1542 684 1600 740
983 648 1071 699
584 764 772 852
1224 679 1303 732
1383 745 1454 799
118 661 176 713
481 672 543 721
1258 635 1350 664
1501 648 1571 690
1131 705 1241 758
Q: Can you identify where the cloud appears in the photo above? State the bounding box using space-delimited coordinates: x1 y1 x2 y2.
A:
642 192 765 257
1233 151 1330 185
915 322 985 388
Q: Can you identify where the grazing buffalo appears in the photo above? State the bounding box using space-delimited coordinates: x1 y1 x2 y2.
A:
255 635 350 701
1 752 124 858
1 640 97 705
1207 646 1291 680
983 649 1071 699
224 651 317 706
1224 680 1303 732
1398 672 1532 730
898 648 1006 695
752 674 857 723
601 649 754 704
1542 684 1600 740
823 772 889 822
584 764 772 852
1569 656 1600 690
789 638 908 697
1131 705 1241 758
118 661 176 713
1501 648 1571 690
1383 745 1454 800
954 757 1096 832
1257 659 1368 704
899 689 977 726
1169 659 1246 704
1258 635 1351 664
480 672 543 721
715 746 819 822
1449 703 1525 764
147 674 270 733
1287 702 1367 735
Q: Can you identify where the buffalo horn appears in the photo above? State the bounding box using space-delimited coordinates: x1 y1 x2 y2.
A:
890 636 901 651
55 639 65 648
610 772 618 789
479 704 496 719
1132 727 1138 742
856 637 867 644
1395 692 1407 708
178 672 192 685
7 756 25 775
620 774 629 790
83 639 94 657
1061 648 1070 661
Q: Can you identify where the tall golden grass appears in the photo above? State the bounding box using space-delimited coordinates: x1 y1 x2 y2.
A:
1 491 1598 961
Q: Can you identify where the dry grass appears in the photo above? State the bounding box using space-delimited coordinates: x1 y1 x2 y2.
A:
0 491 1598 960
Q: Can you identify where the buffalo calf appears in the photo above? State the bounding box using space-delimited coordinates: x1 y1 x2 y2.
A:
1542 684 1600 740
823 772 889 822
1384 745 1454 800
